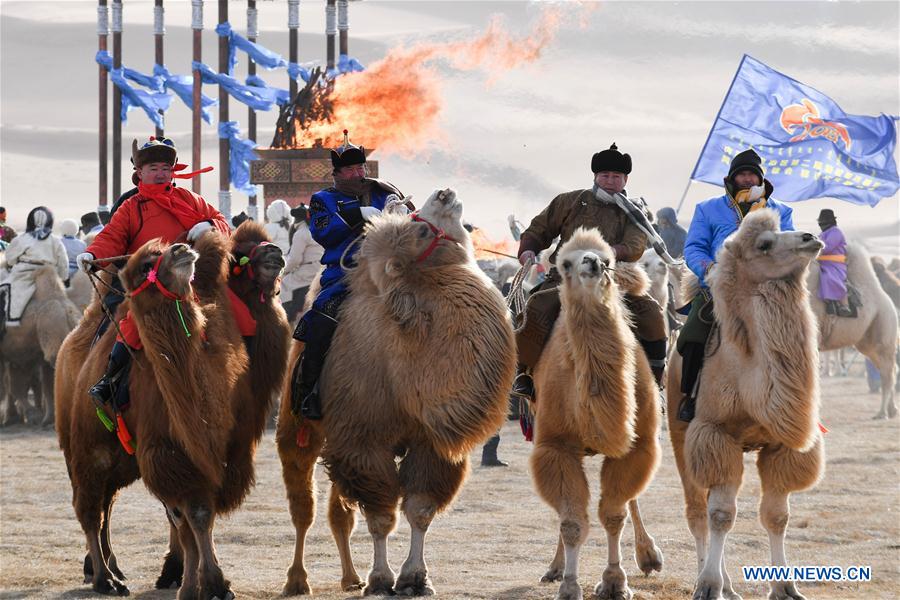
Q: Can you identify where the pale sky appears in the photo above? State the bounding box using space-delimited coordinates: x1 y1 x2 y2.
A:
2 1 898 254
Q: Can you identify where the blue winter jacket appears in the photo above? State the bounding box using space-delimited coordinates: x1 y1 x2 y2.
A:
684 191 794 288
307 184 394 290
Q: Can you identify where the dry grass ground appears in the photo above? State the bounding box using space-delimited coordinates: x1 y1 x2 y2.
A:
1 376 898 599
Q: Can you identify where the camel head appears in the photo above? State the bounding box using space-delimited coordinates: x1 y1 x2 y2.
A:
639 249 668 282
120 239 199 304
715 209 823 286
360 188 471 286
231 221 285 296
556 227 618 298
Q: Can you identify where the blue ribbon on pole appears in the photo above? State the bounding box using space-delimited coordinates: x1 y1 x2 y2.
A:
96 51 169 128
288 62 312 83
215 21 287 75
218 121 258 196
154 64 217 124
193 61 277 112
246 75 291 107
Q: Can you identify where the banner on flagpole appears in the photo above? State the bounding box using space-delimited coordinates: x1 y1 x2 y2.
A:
691 55 898 207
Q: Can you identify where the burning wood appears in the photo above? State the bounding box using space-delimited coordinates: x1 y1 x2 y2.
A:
271 68 335 149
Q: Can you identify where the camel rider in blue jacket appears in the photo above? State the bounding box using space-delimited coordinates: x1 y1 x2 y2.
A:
290 130 410 420
676 148 794 421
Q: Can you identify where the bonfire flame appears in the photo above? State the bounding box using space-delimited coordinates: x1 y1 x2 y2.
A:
272 7 569 154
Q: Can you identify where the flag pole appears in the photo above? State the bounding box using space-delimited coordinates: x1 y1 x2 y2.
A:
678 54 748 217
675 180 693 216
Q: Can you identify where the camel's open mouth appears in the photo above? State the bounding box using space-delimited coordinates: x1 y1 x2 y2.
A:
796 236 825 254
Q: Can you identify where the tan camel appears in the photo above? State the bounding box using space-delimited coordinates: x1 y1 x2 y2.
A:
530 228 662 600
277 188 516 596
67 269 94 313
1 265 80 426
667 210 825 600
808 243 898 418
56 233 255 599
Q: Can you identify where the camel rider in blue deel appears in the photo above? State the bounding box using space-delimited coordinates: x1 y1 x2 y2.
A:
290 130 412 420
677 148 794 421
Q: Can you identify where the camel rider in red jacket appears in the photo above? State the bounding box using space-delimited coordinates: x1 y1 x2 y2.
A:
76 136 234 410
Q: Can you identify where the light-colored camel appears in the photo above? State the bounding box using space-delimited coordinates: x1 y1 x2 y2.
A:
277 188 516 596
808 243 898 418
530 228 663 600
640 249 685 350
667 209 825 600
56 233 255 599
67 269 93 313
1 265 80 426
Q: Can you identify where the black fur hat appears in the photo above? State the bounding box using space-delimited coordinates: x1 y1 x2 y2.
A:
727 149 765 183
591 143 632 174
131 136 177 168
330 129 366 170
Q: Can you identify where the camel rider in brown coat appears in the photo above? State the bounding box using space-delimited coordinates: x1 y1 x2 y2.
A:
512 143 673 401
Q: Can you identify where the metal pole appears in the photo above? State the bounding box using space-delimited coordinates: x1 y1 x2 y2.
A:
288 0 299 100
153 0 165 138
338 0 348 57
218 0 231 220
326 0 336 70
98 0 109 211
191 0 203 194
247 0 258 220
111 0 122 200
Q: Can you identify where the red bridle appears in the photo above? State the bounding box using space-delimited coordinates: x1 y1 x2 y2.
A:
129 254 188 301
411 212 459 263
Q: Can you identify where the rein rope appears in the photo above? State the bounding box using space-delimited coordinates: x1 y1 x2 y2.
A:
506 257 534 334
129 254 193 338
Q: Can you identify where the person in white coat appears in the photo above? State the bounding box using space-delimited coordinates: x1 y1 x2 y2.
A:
59 218 87 279
281 204 323 322
1 206 68 329
263 199 292 254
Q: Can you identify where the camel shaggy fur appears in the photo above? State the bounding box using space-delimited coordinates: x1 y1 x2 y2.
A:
1 265 80 426
808 244 898 418
530 228 662 600
667 210 826 600
277 188 516 596
55 232 277 599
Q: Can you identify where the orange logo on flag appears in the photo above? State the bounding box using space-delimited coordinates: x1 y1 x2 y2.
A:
780 99 851 150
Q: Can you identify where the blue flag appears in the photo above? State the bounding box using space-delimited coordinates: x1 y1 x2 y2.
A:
691 55 899 207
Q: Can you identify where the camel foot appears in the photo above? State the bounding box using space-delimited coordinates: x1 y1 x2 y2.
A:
281 580 311 596
363 568 396 596
541 565 563 583
723 589 742 600
595 565 631 600
555 575 582 600
872 410 888 420
692 579 725 600
634 541 664 575
394 570 434 596
84 553 127 583
155 552 183 589
888 403 898 419
768 581 805 600
342 576 365 592
92 575 130 596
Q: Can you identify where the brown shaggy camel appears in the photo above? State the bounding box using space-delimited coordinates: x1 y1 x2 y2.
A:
276 188 516 596
667 210 825 600
55 232 272 599
808 244 898 418
1 265 80 426
531 228 663 600
153 221 292 588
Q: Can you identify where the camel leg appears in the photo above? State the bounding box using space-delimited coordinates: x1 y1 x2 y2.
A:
276 422 324 596
100 491 125 581
692 483 740 600
756 439 824 600
719 551 741 600
156 511 185 589
859 342 898 420
395 446 468 597
628 499 663 575
361 507 398 596
173 508 201 600
40 362 55 427
671 423 710 573
531 441 589 600
595 435 660 600
182 502 232 600
0 362 19 426
74 483 129 596
540 536 565 583
328 483 363 591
